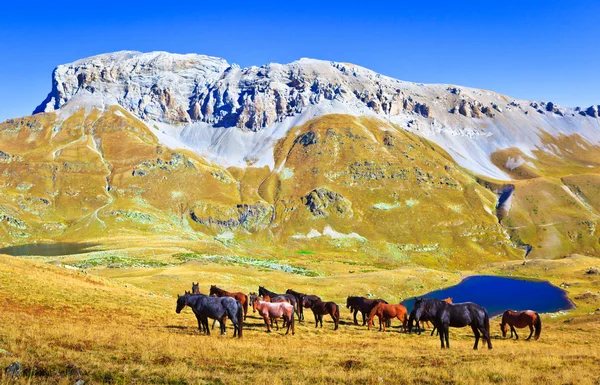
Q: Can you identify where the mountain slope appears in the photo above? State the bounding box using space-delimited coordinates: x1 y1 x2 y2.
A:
1 51 599 263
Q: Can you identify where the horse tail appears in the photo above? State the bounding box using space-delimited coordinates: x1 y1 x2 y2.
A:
485 310 490 335
237 301 243 338
534 312 542 340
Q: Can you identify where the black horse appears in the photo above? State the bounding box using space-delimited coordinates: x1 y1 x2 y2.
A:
286 289 320 322
346 296 388 326
176 293 243 338
258 286 300 321
409 298 492 350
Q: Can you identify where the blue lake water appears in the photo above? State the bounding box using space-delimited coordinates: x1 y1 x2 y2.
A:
0 242 101 257
401 275 574 317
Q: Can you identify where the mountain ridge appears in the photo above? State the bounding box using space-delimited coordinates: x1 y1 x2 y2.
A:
32 50 600 180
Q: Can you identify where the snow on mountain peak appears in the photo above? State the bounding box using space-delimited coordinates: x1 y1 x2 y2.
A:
32 51 600 179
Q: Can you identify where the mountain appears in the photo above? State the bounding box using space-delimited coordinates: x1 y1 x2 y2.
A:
2 50 599 264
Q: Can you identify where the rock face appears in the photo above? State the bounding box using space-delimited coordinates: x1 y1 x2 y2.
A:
31 51 530 132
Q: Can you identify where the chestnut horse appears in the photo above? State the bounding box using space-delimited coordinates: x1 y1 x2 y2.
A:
250 294 295 335
209 285 248 320
367 303 408 332
500 310 542 340
302 296 340 330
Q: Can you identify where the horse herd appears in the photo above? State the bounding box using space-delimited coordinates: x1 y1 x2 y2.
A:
176 284 543 349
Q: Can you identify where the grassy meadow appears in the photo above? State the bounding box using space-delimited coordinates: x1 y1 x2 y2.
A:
1 240 600 384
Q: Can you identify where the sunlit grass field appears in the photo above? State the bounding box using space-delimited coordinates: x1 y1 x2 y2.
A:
1 243 599 384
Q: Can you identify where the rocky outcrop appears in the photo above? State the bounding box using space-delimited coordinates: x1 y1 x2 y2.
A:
302 188 353 218
189 201 274 231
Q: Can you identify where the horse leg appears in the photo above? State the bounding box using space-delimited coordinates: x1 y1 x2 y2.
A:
314 313 319 328
380 315 385 332
511 326 519 340
220 318 226 335
526 325 534 340
263 316 271 333
479 326 492 349
472 325 480 350
431 325 437 336
439 325 446 349
204 317 211 336
319 314 324 328
284 315 291 335
352 308 358 325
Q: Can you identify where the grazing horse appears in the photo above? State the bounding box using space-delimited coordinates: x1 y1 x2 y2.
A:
302 296 340 330
346 296 388 326
367 303 408 332
500 310 542 340
287 289 320 322
410 298 491 350
191 282 201 294
175 293 243 338
258 286 299 321
250 294 295 335
209 285 249 320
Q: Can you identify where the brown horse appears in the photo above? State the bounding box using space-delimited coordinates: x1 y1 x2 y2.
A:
302 296 340 330
500 310 542 340
250 294 295 335
209 285 249 320
368 303 408 332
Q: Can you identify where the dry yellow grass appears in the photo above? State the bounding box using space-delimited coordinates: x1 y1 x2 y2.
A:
1 250 599 384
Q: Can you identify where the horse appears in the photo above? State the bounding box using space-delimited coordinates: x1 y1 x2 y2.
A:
413 297 453 336
366 303 408 332
209 285 249 320
346 296 388 326
302 296 340 330
249 292 291 328
191 282 201 294
499 310 542 340
250 294 295 335
409 298 491 350
175 293 243 338
287 289 320 322
258 286 299 321
286 289 315 321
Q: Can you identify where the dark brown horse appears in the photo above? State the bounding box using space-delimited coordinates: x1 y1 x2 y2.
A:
499 310 542 340
302 296 340 330
209 285 249 320
346 296 388 326
191 282 201 294
286 289 319 322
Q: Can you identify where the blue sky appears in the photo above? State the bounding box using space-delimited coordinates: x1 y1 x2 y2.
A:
1 0 599 121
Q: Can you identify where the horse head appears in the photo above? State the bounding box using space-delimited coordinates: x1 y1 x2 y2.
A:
499 321 508 337
209 285 218 295
175 294 187 314
191 282 200 294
